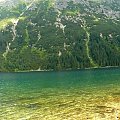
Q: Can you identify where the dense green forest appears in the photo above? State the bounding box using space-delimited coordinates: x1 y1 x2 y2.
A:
0 0 120 72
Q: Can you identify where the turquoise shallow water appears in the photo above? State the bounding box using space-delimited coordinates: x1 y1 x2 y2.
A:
0 68 120 120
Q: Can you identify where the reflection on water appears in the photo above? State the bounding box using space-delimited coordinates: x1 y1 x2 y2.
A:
0 68 120 120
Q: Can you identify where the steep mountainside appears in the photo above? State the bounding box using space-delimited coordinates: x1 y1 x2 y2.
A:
0 0 120 71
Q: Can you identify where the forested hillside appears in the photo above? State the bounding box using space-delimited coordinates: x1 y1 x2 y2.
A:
0 0 120 72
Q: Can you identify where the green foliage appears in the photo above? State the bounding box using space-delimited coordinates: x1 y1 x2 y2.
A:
0 0 120 72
